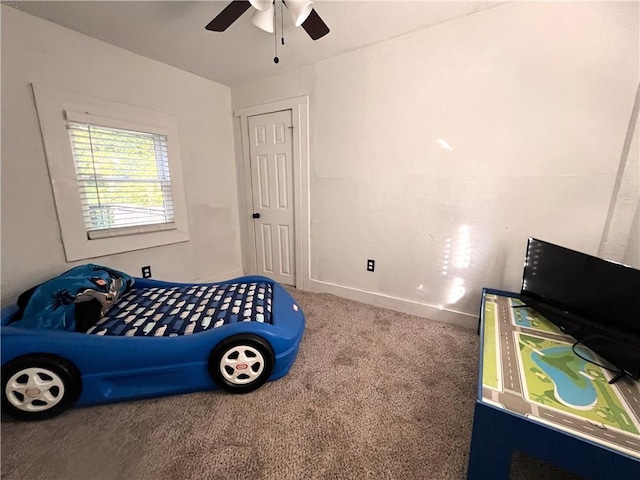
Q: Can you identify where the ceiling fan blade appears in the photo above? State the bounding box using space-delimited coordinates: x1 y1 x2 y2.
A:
301 9 330 40
205 1 252 32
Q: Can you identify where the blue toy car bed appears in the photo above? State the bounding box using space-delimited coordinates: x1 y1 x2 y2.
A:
1 265 305 420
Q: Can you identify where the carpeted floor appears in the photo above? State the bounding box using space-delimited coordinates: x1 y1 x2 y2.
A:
1 289 581 479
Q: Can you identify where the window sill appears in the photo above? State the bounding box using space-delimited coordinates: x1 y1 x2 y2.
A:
65 227 190 262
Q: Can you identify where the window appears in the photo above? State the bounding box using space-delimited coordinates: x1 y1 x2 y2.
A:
33 85 189 261
67 120 175 238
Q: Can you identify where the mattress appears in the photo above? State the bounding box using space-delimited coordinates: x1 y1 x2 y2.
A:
87 282 273 337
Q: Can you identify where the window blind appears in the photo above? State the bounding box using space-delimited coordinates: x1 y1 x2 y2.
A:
67 122 175 239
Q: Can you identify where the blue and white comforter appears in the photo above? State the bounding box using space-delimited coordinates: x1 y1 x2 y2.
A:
88 282 273 337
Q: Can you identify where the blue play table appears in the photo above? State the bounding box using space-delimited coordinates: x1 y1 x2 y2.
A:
467 289 640 479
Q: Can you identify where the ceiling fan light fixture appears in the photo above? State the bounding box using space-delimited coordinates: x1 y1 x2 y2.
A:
286 0 314 27
251 4 275 33
249 0 273 12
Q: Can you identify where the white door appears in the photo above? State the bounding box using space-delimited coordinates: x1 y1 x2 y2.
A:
248 110 296 286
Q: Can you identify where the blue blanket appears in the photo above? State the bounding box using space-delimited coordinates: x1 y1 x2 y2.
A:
14 264 134 331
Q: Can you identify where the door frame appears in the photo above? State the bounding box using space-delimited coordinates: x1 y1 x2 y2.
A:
234 96 310 290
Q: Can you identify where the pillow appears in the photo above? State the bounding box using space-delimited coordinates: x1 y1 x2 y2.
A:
13 264 134 332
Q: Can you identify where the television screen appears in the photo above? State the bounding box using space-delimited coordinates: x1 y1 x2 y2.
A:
521 238 640 336
520 238 640 380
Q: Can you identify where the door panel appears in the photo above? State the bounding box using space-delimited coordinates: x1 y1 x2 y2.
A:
249 110 295 285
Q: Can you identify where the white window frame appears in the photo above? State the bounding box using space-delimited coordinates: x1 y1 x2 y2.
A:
32 84 190 261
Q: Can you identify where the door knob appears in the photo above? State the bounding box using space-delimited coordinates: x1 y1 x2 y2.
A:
252 213 261 219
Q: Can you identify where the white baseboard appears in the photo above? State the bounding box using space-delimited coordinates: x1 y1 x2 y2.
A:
308 279 477 329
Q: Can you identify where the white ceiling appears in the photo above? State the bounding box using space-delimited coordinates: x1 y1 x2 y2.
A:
5 1 503 87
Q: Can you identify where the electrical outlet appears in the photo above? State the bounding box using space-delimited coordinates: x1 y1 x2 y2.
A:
367 259 375 272
142 266 152 278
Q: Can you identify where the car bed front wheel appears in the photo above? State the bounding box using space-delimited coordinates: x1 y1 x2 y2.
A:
2 354 81 421
208 334 274 394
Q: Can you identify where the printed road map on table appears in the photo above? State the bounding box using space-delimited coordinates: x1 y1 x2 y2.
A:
482 293 640 458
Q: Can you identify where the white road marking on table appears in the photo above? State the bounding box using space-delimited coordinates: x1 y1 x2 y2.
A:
583 426 594 431
603 433 615 439
625 440 638 446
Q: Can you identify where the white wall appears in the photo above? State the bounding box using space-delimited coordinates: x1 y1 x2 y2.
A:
232 2 639 326
1 6 242 305
599 85 639 264
621 99 640 269
624 204 640 268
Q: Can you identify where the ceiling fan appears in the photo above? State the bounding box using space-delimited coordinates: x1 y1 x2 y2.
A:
205 0 330 41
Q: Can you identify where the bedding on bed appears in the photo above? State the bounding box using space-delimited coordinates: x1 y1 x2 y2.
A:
12 264 134 332
87 281 273 337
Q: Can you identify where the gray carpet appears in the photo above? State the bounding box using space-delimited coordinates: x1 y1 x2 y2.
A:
1 289 581 479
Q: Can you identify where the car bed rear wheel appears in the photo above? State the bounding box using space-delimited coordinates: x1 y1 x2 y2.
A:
208 334 274 394
2 354 81 421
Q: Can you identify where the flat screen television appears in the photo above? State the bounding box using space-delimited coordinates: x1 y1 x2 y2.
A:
519 237 640 381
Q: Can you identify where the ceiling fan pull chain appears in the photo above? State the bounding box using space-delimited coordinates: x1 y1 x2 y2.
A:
273 1 279 64
281 0 285 45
